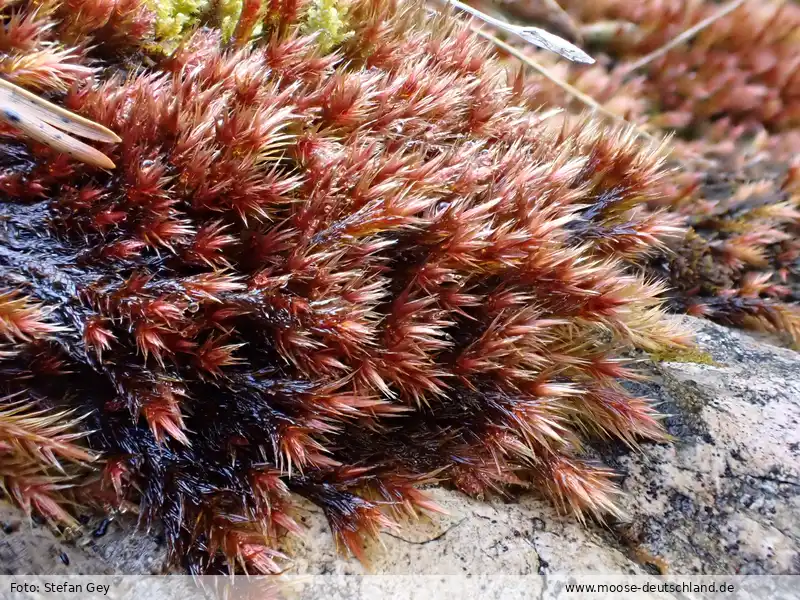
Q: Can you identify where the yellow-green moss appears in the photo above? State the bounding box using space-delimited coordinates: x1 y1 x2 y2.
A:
649 347 719 366
149 0 349 47
219 0 244 41
301 0 353 53
149 0 209 43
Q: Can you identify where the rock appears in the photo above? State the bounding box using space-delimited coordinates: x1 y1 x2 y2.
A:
0 504 115 576
2 317 798 585
608 317 800 576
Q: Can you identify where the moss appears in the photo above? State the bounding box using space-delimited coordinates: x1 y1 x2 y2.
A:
149 0 210 43
649 347 719 366
301 0 352 53
149 0 351 49
219 0 245 41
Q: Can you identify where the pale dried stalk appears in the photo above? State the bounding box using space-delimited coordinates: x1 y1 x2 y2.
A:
445 0 595 63
471 26 661 144
622 0 749 74
0 78 120 169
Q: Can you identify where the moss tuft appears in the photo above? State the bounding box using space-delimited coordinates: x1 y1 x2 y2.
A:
219 0 245 40
301 0 352 53
149 0 210 43
649 347 718 367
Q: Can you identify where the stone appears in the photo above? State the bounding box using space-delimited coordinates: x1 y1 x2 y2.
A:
608 317 800 576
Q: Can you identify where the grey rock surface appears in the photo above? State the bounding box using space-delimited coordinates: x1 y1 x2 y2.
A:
609 318 800 576
1 317 798 583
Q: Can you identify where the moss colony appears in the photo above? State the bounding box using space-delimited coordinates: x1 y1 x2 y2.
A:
501 0 800 344
1 0 797 575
